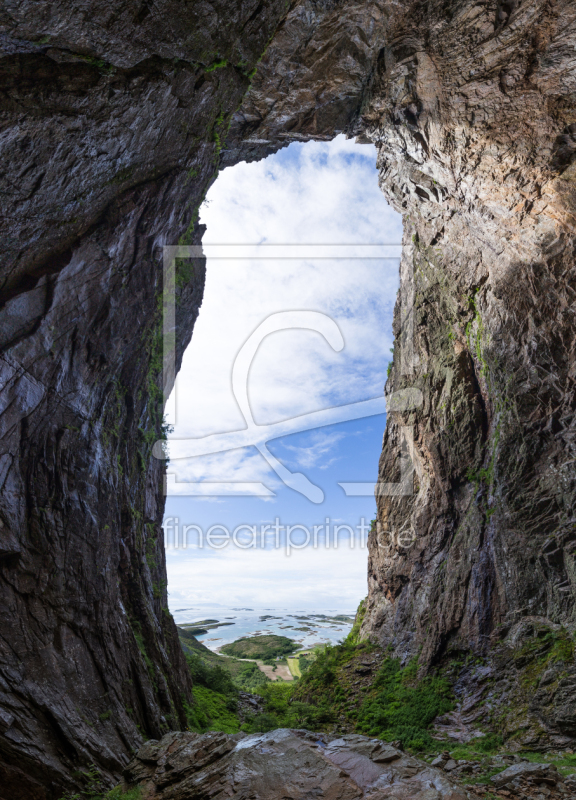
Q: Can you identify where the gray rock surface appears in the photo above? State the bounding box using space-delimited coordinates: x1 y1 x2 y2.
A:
354 0 576 745
122 729 481 800
0 2 295 797
491 761 559 788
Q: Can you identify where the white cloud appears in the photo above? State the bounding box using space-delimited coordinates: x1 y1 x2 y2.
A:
166 543 368 611
281 429 346 470
167 136 401 493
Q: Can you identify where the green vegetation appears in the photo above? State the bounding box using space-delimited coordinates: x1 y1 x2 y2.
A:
130 621 156 686
185 685 240 734
212 110 228 158
516 624 574 669
240 681 333 733
512 624 575 690
347 598 366 645
220 634 298 660
186 652 237 696
104 790 141 800
178 627 574 770
356 657 454 750
183 650 240 733
298 652 313 675
448 734 504 761
137 291 174 457
430 741 576 787
175 257 196 289
234 661 270 692
512 749 576 778
205 57 228 72
76 54 116 75
58 765 142 799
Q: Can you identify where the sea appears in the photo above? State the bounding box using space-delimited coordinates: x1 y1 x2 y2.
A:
170 606 356 652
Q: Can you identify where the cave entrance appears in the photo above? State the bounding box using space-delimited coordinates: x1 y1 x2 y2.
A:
162 135 402 651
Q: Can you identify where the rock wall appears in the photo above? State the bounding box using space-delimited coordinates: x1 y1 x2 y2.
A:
360 0 576 654
358 0 576 745
0 2 296 797
1 0 576 794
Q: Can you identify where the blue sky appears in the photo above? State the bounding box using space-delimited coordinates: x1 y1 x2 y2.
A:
163 136 402 611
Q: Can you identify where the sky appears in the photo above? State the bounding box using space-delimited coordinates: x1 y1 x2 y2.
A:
163 135 402 612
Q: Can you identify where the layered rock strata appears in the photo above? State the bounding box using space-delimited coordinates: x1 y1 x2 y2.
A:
121 729 481 800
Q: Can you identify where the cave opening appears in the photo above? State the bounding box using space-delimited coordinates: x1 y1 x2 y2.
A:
162 135 402 650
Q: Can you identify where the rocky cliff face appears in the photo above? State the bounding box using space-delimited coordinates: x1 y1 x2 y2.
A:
0 2 295 797
357 0 576 747
1 0 576 795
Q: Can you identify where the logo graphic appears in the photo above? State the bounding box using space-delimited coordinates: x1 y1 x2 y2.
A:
155 245 420 502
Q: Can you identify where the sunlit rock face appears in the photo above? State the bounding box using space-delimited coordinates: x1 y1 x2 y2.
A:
358 0 576 748
361 2 576 653
1 0 576 794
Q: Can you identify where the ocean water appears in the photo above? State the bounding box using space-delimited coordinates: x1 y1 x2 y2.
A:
171 606 356 652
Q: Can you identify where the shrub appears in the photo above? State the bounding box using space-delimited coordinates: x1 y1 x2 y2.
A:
475 733 503 753
186 653 236 696
234 662 270 692
185 685 239 734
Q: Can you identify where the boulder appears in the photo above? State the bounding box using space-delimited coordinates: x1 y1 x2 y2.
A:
490 762 558 788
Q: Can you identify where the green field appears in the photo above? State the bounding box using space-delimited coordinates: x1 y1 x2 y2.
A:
220 634 298 660
286 656 301 677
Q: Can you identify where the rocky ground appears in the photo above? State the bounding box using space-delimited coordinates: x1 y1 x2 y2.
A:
119 729 576 800
121 729 482 800
424 752 576 800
